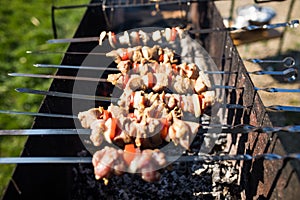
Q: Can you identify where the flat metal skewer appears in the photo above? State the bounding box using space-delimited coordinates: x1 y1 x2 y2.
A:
34 64 119 71
8 73 300 93
0 110 77 119
15 88 118 103
8 73 108 82
1 153 300 164
0 124 299 136
33 64 297 79
0 129 90 136
213 85 300 93
12 87 300 113
26 50 107 56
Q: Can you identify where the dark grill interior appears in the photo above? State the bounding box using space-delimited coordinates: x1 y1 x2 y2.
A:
2 1 300 199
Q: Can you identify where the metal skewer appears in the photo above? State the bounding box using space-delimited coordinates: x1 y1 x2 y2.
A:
46 20 299 44
0 123 299 136
223 104 300 112
34 64 298 82
213 85 300 93
0 129 90 136
34 64 119 71
15 88 119 102
14 87 300 112
8 73 300 93
8 73 108 82
26 50 107 56
1 152 300 164
0 110 77 119
29 52 295 70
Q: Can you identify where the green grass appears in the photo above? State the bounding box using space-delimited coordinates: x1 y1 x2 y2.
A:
0 0 87 197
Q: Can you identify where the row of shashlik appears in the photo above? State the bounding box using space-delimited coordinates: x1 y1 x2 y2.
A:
106 45 179 64
116 60 199 80
107 71 209 95
79 89 214 149
92 146 166 183
99 27 185 48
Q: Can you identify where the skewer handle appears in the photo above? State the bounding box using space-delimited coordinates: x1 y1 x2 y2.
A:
247 57 295 68
266 105 300 112
241 20 299 31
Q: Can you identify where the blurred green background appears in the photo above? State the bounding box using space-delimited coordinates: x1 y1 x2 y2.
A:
0 0 87 196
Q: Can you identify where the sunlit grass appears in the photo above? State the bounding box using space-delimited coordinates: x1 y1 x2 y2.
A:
0 0 88 197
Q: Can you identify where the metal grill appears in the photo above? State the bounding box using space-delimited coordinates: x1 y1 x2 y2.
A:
1 0 300 199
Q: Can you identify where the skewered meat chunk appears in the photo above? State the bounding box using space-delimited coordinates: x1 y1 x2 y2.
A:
107 73 122 86
90 119 106 146
173 75 195 94
92 146 126 180
92 146 167 183
117 60 132 75
78 108 102 128
129 149 166 182
167 112 200 149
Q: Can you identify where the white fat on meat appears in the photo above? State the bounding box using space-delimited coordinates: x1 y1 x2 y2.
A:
141 46 151 60
164 28 172 42
103 118 113 144
132 91 145 110
98 31 106 45
108 31 116 48
192 94 202 117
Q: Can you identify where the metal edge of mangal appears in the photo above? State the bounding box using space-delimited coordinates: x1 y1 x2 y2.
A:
206 2 300 200
2 1 104 199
